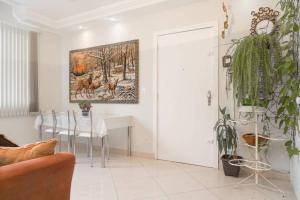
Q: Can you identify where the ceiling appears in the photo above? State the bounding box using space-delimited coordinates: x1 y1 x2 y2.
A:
1 0 171 29
8 0 125 20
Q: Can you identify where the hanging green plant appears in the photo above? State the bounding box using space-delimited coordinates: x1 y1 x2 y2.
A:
231 34 281 107
274 0 300 157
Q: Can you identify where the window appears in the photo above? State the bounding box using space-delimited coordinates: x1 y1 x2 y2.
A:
0 22 38 117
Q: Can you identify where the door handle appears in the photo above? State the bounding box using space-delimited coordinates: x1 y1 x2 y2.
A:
207 90 212 106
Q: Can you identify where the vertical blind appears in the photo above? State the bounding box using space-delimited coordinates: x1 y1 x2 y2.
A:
0 22 38 117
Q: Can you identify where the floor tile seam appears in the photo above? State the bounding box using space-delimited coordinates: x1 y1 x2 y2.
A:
108 166 121 200
183 170 223 200
167 188 224 200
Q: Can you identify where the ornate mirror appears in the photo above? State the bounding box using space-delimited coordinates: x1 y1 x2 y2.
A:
250 7 280 35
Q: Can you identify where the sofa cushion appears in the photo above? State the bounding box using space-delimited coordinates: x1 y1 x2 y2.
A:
0 139 57 166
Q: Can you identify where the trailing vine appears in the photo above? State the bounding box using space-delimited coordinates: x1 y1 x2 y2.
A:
275 0 300 157
231 34 281 106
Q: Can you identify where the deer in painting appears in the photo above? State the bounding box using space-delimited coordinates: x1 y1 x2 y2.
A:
105 78 119 96
74 74 93 98
89 80 102 96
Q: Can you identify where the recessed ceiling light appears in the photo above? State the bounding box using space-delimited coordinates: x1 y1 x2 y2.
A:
108 17 118 22
78 25 83 30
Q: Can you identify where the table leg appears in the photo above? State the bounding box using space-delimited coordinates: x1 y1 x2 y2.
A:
127 127 132 157
105 135 110 160
101 137 106 168
69 134 73 153
67 133 70 152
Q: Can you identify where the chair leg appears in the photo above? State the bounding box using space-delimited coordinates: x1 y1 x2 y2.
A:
90 137 93 167
73 135 76 156
59 135 62 152
67 135 70 153
39 126 43 141
87 138 90 157
101 137 105 168
105 136 110 161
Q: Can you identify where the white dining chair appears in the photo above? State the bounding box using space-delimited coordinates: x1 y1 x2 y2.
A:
39 110 59 140
73 110 96 167
56 111 74 152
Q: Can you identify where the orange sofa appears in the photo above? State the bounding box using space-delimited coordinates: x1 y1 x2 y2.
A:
0 153 75 200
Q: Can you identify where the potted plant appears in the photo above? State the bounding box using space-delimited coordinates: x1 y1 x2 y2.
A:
231 34 281 107
214 107 242 177
78 101 92 116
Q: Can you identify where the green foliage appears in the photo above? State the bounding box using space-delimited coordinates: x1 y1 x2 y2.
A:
214 107 238 156
231 34 281 106
275 0 300 157
229 0 300 158
78 101 92 111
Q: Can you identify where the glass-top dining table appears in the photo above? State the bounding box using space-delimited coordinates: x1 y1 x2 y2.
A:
34 111 134 167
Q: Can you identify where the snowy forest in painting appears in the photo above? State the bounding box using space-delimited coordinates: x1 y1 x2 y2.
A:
69 40 139 104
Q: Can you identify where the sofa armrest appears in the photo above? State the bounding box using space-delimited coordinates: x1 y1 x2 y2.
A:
0 153 75 200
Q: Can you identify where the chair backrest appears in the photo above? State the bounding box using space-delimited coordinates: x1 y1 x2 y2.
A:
72 110 78 136
56 111 74 135
39 110 57 129
72 110 93 137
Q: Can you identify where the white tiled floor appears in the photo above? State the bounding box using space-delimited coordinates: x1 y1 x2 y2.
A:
71 153 297 200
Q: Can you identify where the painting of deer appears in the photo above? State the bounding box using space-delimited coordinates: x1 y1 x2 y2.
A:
69 39 139 103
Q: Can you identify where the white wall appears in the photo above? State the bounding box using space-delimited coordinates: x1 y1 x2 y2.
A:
38 32 63 111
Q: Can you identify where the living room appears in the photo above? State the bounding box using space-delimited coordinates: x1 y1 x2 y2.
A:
0 0 299 200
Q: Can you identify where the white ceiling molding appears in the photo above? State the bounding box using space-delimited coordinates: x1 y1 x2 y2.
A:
1 0 169 30
55 0 169 28
12 5 57 28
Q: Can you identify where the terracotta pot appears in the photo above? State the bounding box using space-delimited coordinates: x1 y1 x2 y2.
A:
242 133 268 146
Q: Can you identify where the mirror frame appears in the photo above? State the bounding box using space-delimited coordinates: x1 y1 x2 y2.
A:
250 7 280 35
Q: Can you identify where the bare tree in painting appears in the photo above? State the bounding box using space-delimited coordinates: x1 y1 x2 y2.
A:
121 44 129 80
88 48 113 83
129 43 136 72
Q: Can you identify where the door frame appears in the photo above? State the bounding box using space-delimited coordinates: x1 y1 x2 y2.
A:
153 22 219 165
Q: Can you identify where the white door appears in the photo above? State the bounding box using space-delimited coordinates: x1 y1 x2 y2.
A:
156 25 218 168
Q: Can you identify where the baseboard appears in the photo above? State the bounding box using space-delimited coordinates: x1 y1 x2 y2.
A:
110 147 155 159
58 141 155 159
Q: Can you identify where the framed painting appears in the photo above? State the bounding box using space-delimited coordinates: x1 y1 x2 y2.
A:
69 39 139 104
